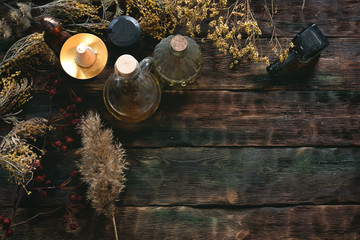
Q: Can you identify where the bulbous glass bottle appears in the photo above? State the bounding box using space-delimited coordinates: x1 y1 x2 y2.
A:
152 34 203 87
103 54 161 122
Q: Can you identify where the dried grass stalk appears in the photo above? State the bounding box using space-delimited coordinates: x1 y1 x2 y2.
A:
77 111 128 240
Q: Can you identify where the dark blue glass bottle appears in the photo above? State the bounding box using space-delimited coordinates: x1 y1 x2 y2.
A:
267 24 329 74
107 16 142 62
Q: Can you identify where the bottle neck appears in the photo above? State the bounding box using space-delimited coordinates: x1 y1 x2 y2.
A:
170 45 187 57
266 50 299 74
170 35 188 57
115 65 141 80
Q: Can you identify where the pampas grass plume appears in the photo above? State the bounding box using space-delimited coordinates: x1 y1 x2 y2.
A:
77 111 128 218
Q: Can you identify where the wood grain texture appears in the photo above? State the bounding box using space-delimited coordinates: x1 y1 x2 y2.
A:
1 148 359 207
2 205 360 239
252 0 360 37
62 38 360 92
0 0 359 238
21 89 360 147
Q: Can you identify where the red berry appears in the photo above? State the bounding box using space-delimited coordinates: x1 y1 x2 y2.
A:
45 180 52 186
0 215 4 224
54 140 62 148
33 160 41 167
6 229 13 237
53 79 61 87
69 194 77 202
49 89 57 96
77 196 83 202
66 104 76 112
40 191 47 197
38 165 44 172
35 175 45 183
78 203 86 210
65 136 74 144
71 119 81 125
57 126 64 132
62 216 69 223
64 112 73 120
70 224 78 230
75 97 82 104
70 170 78 178
3 217 11 226
60 145 67 152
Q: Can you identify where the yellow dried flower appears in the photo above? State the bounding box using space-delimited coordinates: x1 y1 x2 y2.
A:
0 118 50 191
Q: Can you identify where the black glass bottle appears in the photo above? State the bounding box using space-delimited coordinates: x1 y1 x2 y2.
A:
107 16 142 62
267 24 329 74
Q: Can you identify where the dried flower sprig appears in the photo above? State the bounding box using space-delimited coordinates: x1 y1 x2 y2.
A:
101 0 124 19
0 71 32 124
125 0 177 40
77 111 128 240
0 3 32 39
0 118 51 193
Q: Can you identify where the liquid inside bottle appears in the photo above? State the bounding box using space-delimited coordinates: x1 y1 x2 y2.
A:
103 54 161 122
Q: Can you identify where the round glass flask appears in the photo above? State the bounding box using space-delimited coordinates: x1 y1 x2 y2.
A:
152 34 203 87
103 54 161 122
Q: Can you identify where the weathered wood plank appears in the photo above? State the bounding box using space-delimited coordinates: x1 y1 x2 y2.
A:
2 205 360 239
1 148 359 207
253 0 360 38
122 147 360 206
20 90 360 147
64 38 360 92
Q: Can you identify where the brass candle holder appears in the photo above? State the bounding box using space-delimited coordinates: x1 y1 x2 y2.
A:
60 33 108 79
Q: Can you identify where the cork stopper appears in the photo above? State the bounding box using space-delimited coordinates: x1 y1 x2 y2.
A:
115 54 139 78
170 35 188 52
74 43 97 68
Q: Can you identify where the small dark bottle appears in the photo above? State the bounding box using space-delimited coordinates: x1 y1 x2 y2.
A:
41 17 71 57
107 16 142 62
267 24 329 74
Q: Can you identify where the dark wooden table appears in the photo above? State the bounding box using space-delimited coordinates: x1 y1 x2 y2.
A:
1 0 360 239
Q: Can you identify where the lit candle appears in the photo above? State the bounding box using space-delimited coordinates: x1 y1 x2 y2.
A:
74 43 97 68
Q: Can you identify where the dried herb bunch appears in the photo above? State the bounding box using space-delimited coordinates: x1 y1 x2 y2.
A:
125 0 291 67
125 0 177 40
0 3 32 39
33 0 109 36
0 118 50 193
0 33 57 122
124 0 225 40
1 32 57 73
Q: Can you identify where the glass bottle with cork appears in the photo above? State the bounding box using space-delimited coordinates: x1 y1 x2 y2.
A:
152 34 203 87
103 54 161 122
